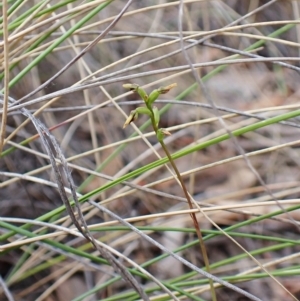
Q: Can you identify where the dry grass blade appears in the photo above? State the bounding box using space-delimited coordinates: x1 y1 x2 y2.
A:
0 275 14 301
0 0 9 154
90 201 263 301
5 55 300 114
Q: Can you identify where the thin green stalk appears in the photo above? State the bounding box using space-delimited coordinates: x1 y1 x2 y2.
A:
172 268 300 287
153 120 216 301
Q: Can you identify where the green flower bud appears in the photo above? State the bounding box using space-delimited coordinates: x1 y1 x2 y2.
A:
157 83 177 94
147 83 177 106
123 83 148 102
148 89 160 106
156 128 171 141
123 110 138 128
123 83 139 91
153 106 160 127
135 107 151 116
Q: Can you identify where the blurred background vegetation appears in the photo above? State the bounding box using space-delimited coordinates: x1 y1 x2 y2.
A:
1 0 300 300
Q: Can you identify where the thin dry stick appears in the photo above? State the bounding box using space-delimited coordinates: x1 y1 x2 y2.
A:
0 0 9 153
8 98 300 129
39 121 150 301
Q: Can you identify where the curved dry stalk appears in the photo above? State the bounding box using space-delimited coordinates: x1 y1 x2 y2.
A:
4 88 150 300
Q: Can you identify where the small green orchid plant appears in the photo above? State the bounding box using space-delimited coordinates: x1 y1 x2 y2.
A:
122 83 216 300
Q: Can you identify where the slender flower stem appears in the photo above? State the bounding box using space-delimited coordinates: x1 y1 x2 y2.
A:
150 113 217 301
122 83 216 299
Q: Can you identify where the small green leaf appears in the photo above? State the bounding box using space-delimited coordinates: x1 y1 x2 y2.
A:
153 106 160 127
135 107 152 116
156 128 171 141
